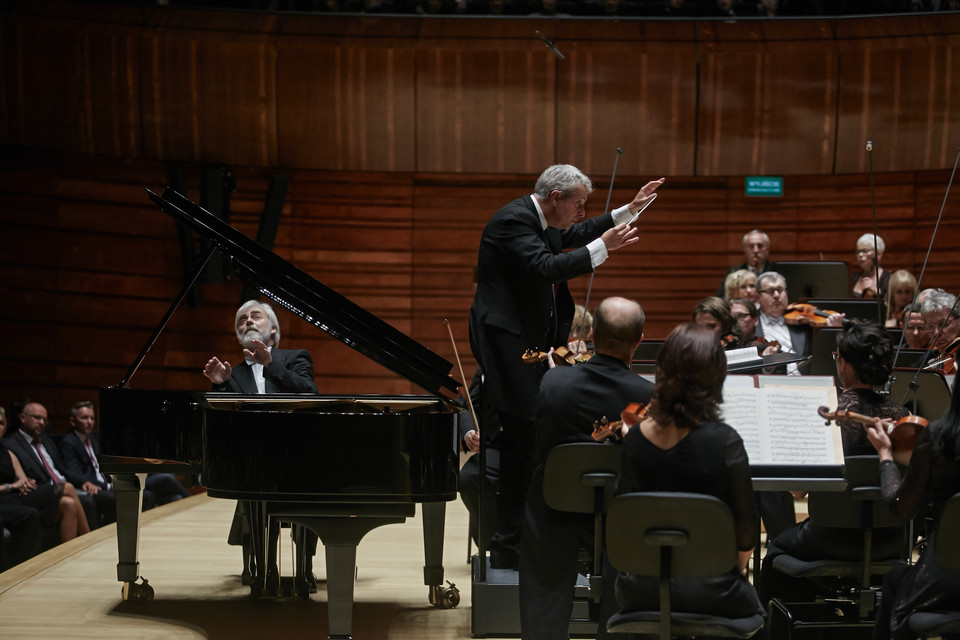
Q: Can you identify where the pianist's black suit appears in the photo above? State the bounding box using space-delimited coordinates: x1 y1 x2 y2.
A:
211 348 318 394
519 353 654 639
469 194 615 566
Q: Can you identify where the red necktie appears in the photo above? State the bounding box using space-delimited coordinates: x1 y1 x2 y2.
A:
32 439 63 484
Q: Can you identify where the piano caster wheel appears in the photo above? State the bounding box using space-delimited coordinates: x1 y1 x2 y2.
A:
429 581 460 609
121 577 154 602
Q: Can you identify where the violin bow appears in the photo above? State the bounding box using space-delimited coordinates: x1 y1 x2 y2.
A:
573 147 622 348
443 318 482 439
866 140 883 324
892 145 960 407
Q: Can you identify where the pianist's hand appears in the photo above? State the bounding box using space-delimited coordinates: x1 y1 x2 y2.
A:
243 339 273 366
203 357 233 384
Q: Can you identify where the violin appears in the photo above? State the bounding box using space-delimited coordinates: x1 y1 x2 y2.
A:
922 336 959 375
750 336 781 354
591 402 649 443
784 303 847 326
817 405 929 464
521 346 592 367
720 332 738 349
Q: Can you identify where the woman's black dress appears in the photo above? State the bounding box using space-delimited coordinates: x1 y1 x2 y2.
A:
0 445 62 522
614 420 764 618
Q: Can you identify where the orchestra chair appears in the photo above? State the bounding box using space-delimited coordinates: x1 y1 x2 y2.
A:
605 492 765 640
766 456 908 639
905 492 960 639
542 442 622 602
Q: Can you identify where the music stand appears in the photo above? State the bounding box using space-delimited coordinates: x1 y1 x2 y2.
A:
890 369 952 420
774 261 849 299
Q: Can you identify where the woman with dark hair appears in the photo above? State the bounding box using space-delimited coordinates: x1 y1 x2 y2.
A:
613 322 764 618
693 296 741 349
834 320 910 455
866 376 960 640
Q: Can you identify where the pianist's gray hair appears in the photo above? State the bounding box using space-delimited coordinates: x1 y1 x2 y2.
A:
534 164 594 200
235 300 281 347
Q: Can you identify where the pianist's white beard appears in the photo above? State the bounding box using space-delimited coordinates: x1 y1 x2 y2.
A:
240 329 269 352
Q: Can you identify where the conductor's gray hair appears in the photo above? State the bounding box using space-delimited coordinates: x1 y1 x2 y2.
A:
534 165 594 200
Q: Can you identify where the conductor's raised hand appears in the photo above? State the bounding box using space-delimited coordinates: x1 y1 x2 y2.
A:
601 222 639 252
203 357 233 385
627 178 665 214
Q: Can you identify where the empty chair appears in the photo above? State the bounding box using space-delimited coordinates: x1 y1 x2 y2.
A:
605 492 765 640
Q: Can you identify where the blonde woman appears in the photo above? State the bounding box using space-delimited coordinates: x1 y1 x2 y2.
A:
884 269 917 328
723 269 758 304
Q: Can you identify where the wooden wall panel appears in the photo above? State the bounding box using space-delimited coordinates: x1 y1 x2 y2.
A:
276 35 417 171
835 38 960 174
138 12 279 166
557 41 698 177
4 10 143 157
416 38 557 174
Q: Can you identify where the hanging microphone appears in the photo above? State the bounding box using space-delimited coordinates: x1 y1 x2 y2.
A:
866 140 873 152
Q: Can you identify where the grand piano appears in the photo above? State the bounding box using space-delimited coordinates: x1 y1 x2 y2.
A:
99 187 465 639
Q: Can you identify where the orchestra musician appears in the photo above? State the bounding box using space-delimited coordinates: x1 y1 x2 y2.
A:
468 164 663 570
717 229 774 297
519 297 654 640
851 233 890 300
917 290 960 369
692 296 741 349
865 365 960 640
613 323 764 622
730 297 781 357
900 303 931 351
884 269 918 328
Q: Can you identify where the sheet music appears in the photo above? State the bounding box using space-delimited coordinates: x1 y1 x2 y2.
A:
721 383 841 466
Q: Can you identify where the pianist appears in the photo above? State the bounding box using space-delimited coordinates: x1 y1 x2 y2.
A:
205 300 319 594
203 300 318 395
469 163 663 570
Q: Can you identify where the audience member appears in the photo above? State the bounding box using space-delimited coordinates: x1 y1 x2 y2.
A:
469 163 662 570
613 323 763 620
865 360 960 640
851 233 890 299
519 297 654 639
0 408 41 569
885 269 918 328
0 403 90 545
723 268 759 304
645 0 699 14
58 400 126 525
718 229 774 297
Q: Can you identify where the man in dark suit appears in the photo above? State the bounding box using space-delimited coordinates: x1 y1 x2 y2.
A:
58 400 123 525
468 164 663 569
3 401 100 529
205 300 319 593
717 229 775 297
519 296 655 639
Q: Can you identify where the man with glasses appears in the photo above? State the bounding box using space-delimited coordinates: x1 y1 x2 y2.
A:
755 271 844 376
900 303 931 351
2 401 100 529
918 291 960 367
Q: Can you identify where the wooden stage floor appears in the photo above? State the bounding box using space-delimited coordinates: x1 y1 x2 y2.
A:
0 493 486 640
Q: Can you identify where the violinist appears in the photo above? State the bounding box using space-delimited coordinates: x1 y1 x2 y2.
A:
731 297 781 357
518 297 654 640
758 319 910 607
692 296 741 349
884 269 918 328
865 362 960 640
851 233 890 299
900 303 932 351
755 271 844 375
917 290 960 371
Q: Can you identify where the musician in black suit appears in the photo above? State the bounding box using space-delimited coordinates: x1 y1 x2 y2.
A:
716 229 775 297
3 401 100 530
205 300 319 593
519 296 654 640
468 164 663 568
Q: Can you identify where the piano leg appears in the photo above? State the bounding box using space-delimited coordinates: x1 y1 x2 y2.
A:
422 501 459 609
280 506 411 640
111 472 154 601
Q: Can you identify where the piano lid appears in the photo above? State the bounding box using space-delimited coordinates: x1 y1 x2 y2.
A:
147 187 462 402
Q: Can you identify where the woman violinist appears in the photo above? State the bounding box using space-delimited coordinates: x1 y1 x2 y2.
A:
851 233 890 299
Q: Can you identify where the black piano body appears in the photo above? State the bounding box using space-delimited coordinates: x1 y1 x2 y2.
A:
99 188 464 639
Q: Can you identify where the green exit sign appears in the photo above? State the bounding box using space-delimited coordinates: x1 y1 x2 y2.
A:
745 176 783 197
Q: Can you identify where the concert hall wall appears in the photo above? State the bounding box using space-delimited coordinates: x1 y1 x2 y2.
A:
1 3 958 427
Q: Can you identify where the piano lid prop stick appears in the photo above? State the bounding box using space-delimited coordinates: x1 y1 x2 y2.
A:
443 318 482 437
